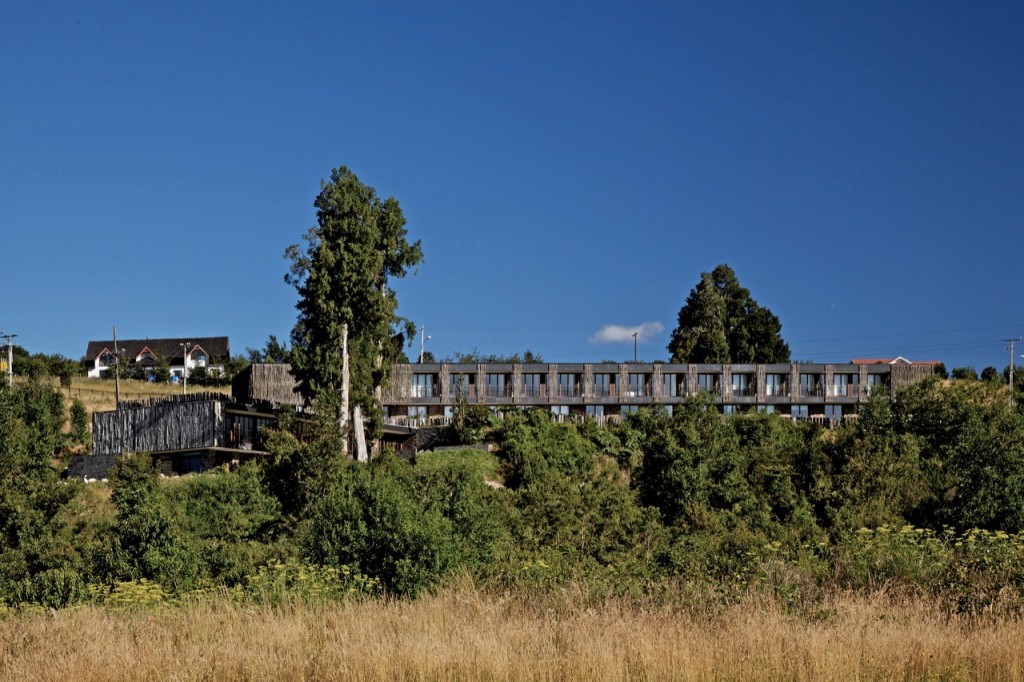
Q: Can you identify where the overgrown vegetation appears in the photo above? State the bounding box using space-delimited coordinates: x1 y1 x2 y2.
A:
5 375 1024 618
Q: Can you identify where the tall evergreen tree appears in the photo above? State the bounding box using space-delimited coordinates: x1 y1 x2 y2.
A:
285 166 423 458
667 264 789 363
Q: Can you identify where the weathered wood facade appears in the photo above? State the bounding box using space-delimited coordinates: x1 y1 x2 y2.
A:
382 359 938 424
92 396 225 457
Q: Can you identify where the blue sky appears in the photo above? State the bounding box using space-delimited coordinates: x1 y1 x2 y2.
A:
2 1 1022 371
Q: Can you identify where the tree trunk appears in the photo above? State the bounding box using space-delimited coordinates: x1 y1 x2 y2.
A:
340 322 350 458
353 405 369 462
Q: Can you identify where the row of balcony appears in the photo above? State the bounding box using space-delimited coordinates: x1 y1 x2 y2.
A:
397 381 883 401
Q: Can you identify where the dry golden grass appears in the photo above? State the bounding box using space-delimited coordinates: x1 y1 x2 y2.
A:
64 376 230 416
3 585 1024 681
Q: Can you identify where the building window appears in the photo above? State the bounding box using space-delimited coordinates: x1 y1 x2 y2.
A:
764 374 785 397
627 373 647 397
697 373 717 394
450 374 473 397
723 404 737 415
799 374 819 398
551 405 569 416
412 373 434 398
593 374 614 397
731 374 751 397
662 374 680 398
757 405 776 414
408 406 427 423
866 374 886 395
558 373 578 397
585 405 604 417
791 405 809 421
485 373 506 397
825 404 842 424
522 374 545 398
621 405 638 416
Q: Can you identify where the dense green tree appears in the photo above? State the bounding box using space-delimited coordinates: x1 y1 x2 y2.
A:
981 366 1000 382
285 166 422 458
69 398 89 445
894 379 1024 531
302 456 462 596
667 264 789 363
105 454 201 589
246 335 292 364
0 382 86 606
153 353 172 383
951 366 978 381
819 396 927 531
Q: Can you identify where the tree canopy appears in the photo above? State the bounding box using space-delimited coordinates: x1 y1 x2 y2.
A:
667 264 790 364
285 166 422 448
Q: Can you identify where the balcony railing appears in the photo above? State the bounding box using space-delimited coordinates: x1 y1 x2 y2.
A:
729 384 755 397
555 384 580 398
520 385 547 398
798 385 823 398
828 384 860 398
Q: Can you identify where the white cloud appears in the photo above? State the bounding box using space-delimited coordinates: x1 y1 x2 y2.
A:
590 322 664 344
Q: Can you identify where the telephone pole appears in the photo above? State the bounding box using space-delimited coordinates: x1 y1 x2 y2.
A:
113 326 121 407
180 341 192 395
1005 337 1022 408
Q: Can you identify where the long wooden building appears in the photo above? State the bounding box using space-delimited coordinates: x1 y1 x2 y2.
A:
70 357 936 478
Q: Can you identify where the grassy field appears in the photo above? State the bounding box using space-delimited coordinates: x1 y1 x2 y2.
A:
64 376 231 416
2 586 1023 681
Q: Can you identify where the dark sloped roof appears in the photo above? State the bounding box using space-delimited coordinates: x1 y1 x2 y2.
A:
85 336 230 362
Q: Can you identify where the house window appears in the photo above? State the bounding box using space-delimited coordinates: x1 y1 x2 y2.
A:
551 405 569 416
485 373 506 397
407 406 427 423
192 351 207 364
731 374 750 397
593 373 613 397
522 374 545 398
585 405 604 418
757 405 775 414
791 405 809 421
764 374 785 397
697 373 717 394
799 374 819 397
825 405 842 424
621 405 638 416
412 373 434 398
723 404 737 415
662 374 680 398
449 374 473 397
627 373 647 397
558 373 578 397
866 374 886 395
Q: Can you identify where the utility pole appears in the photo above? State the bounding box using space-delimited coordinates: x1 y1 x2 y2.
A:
113 326 121 407
0 331 16 388
179 341 192 395
1005 337 1021 409
419 326 431 363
